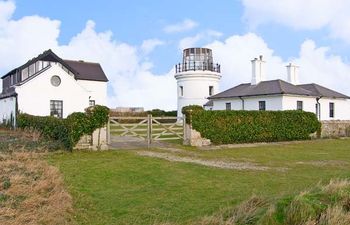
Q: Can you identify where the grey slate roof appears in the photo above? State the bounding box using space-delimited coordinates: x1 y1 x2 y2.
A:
209 79 312 99
64 60 108 82
1 49 108 82
297 83 349 99
0 87 16 99
204 100 213 107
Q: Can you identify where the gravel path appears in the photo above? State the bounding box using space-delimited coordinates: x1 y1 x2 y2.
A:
136 151 270 171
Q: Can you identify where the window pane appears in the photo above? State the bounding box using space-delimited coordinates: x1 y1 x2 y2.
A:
89 100 95 106
329 102 334 118
259 101 266 111
28 63 35 76
297 101 303 110
209 86 213 96
50 100 63 118
21 68 29 80
226 103 231 110
35 61 43 72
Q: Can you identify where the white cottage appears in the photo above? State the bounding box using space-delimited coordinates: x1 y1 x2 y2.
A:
206 56 350 121
0 49 108 126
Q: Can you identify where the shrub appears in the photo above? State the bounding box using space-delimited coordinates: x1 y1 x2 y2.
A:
147 109 177 117
182 105 204 123
65 112 90 145
190 110 320 144
17 105 110 151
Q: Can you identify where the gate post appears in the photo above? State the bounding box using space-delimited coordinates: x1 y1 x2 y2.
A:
147 114 152 148
107 118 111 145
183 114 186 140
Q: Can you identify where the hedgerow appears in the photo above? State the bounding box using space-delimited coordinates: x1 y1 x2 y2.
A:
17 105 109 150
185 110 320 144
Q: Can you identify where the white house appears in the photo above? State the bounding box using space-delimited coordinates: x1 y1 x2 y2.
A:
206 56 350 120
0 49 108 125
174 48 221 117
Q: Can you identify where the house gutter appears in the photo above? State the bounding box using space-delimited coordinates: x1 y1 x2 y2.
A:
239 96 245 110
316 96 322 120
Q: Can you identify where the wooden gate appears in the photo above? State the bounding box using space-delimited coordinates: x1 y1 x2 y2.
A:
108 115 184 146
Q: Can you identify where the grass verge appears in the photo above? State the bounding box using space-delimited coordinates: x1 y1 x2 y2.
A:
49 139 350 224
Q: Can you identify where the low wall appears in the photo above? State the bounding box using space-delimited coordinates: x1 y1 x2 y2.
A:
183 124 211 147
75 127 108 150
320 120 350 138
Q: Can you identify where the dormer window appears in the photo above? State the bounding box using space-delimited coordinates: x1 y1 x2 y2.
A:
21 68 29 80
28 63 35 76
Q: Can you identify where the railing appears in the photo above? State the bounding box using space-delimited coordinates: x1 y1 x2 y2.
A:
175 62 220 73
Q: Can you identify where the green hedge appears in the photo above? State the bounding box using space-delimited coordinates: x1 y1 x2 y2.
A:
188 110 320 144
17 105 109 150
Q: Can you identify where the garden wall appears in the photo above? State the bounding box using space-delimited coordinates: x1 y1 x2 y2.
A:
74 127 108 150
320 120 350 138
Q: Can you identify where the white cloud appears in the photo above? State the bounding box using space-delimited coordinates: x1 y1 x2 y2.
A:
163 19 198 33
241 0 350 43
0 0 15 25
0 6 176 110
206 33 350 96
57 21 176 110
141 38 164 55
179 30 223 50
1 0 350 113
205 33 285 89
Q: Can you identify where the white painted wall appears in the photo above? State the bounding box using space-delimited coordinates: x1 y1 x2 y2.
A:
212 99 242 110
175 70 221 117
282 95 316 112
77 80 107 106
16 64 91 118
0 96 16 124
212 95 283 111
211 94 350 120
318 98 350 120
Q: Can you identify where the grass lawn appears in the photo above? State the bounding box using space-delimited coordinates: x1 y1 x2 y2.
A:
48 138 350 225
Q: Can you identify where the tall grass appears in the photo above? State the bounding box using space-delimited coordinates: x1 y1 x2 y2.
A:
0 152 75 225
197 179 350 225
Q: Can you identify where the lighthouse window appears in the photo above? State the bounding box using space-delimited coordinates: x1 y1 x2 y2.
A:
179 86 184 97
209 86 214 96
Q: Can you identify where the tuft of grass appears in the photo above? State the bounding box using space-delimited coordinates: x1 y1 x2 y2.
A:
200 179 350 225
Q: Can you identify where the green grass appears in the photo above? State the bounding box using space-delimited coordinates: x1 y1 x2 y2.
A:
48 138 350 225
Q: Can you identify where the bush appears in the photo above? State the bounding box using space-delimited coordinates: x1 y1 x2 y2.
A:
182 105 204 123
17 105 110 151
190 110 320 144
17 114 69 149
147 109 177 117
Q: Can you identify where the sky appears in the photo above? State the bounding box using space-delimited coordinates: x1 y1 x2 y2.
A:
1 0 350 110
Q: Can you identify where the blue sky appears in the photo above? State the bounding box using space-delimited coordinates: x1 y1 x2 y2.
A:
1 0 350 109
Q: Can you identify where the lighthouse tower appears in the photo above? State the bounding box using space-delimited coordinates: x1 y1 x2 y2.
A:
174 48 221 117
